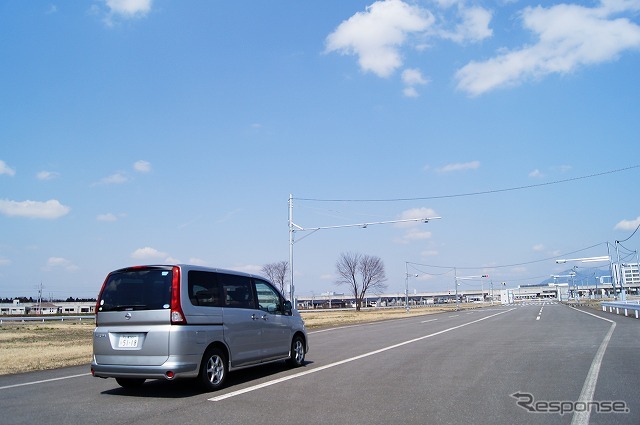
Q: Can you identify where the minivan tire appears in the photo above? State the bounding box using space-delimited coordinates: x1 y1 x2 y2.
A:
199 347 227 391
115 377 146 388
287 335 305 367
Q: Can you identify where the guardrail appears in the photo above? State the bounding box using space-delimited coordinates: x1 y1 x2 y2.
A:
601 300 640 319
0 315 95 324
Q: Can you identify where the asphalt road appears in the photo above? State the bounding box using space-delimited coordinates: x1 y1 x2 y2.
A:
1 302 638 425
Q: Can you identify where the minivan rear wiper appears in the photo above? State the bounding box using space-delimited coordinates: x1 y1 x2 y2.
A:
111 304 148 311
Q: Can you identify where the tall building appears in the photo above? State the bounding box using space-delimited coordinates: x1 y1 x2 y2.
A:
621 262 640 287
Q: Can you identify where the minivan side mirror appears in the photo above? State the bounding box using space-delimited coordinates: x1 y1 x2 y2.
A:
283 300 293 316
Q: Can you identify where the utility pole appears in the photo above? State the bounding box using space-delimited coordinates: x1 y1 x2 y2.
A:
37 282 43 315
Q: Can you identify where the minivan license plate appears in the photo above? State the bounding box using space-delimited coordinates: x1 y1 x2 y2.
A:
118 335 139 348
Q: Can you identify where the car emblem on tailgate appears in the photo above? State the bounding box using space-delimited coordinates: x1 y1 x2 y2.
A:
125 313 132 320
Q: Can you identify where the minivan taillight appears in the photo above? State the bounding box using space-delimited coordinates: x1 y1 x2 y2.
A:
170 266 187 324
95 274 110 324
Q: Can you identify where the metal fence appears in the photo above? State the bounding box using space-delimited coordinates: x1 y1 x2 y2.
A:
601 300 640 319
0 315 95 324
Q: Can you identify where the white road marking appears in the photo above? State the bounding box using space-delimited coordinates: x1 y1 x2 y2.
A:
309 323 369 334
209 308 515 402
570 308 616 425
0 373 90 391
421 319 438 323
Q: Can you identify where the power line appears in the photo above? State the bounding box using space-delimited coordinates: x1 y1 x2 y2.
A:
616 223 640 244
295 164 639 202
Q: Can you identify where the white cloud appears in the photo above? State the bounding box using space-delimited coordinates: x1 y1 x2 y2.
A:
455 2 640 96
98 172 128 185
133 160 151 173
326 1 640 96
532 243 545 252
398 228 433 244
395 207 439 243
130 247 169 260
189 258 209 266
100 0 152 26
529 169 544 178
0 160 16 176
599 0 640 15
0 257 11 266
440 5 493 43
403 86 419 97
434 0 461 8
36 170 60 181
229 264 263 275
437 160 480 173
615 216 640 231
0 199 70 219
402 68 429 85
105 0 152 17
165 256 181 264
396 207 439 225
46 257 79 272
97 213 118 222
401 68 430 97
325 0 434 78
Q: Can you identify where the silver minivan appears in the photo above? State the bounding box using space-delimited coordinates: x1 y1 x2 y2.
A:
90 264 308 391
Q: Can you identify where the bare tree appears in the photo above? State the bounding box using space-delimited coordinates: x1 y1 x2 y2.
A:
335 252 387 311
261 261 289 295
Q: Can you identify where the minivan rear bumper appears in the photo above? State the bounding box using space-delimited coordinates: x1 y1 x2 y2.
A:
91 358 199 380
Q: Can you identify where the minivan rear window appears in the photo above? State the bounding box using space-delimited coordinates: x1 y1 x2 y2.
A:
98 267 173 312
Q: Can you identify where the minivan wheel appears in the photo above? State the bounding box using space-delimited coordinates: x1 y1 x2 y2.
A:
199 347 227 391
287 335 305 367
115 377 146 388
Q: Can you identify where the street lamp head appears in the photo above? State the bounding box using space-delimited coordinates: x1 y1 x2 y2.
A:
555 256 609 264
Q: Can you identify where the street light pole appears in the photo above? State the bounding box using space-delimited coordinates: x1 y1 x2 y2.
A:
454 267 458 310
555 256 611 301
404 262 418 312
405 262 409 312
454 273 488 310
289 194 295 303
615 241 626 301
288 194 441 306
550 273 575 301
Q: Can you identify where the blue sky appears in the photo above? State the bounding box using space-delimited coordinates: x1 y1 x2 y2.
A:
1 0 639 300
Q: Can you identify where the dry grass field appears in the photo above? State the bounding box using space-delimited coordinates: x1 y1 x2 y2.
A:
0 305 466 376
0 321 95 375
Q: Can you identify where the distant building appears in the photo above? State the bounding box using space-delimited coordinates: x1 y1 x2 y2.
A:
0 301 96 315
621 263 639 287
30 302 59 315
0 299 26 315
